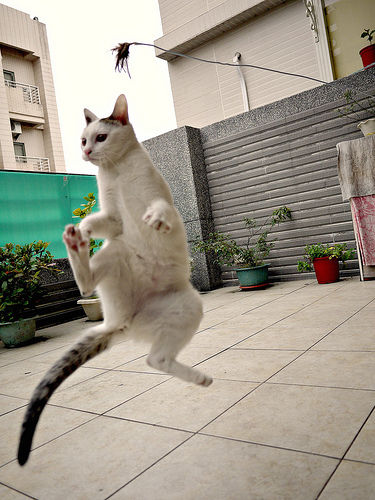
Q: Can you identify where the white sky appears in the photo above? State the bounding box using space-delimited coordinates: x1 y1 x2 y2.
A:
2 0 177 174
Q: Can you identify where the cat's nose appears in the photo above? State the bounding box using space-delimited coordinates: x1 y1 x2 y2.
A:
84 148 92 157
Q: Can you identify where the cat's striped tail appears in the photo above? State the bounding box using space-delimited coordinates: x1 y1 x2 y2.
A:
17 326 115 466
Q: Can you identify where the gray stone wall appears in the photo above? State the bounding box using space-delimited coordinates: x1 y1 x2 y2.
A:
143 127 221 291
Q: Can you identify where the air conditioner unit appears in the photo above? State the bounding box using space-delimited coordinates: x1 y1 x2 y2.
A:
11 121 22 136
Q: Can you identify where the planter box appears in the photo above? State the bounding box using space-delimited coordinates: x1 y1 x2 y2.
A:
77 298 103 321
235 264 270 289
0 318 36 348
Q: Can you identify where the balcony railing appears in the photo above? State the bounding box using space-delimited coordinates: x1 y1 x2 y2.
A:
15 156 50 172
5 80 41 104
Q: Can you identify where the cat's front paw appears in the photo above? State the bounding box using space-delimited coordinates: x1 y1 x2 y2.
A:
142 207 172 234
63 225 89 253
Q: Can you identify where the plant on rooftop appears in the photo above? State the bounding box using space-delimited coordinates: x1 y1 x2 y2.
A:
72 193 103 320
73 192 103 257
361 29 375 45
297 243 355 284
193 206 291 288
337 90 375 136
360 29 375 69
0 241 60 346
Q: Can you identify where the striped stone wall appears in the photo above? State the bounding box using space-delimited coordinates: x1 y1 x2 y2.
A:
200 72 375 285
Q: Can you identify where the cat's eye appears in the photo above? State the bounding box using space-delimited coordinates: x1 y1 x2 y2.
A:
96 134 107 143
81 138 87 146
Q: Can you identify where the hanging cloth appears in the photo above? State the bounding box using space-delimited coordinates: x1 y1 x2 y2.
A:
337 135 375 201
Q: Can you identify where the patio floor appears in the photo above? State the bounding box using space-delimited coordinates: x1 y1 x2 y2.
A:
0 277 374 499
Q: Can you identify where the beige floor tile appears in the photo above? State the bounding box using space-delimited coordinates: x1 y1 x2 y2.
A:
110 434 338 500
312 323 375 351
319 461 375 500
49 370 168 413
106 378 256 431
271 351 375 390
190 328 257 349
0 342 69 368
0 484 30 499
204 383 375 457
0 417 189 500
0 395 26 415
346 412 375 463
204 317 270 334
0 360 54 399
1 364 105 400
0 405 95 465
237 324 329 350
194 348 301 382
81 341 149 369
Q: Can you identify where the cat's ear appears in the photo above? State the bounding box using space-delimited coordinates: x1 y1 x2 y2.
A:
84 108 98 125
109 94 129 125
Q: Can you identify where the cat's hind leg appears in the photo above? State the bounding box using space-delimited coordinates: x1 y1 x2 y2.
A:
132 287 213 387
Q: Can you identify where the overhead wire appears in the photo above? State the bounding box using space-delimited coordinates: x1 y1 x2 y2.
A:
112 41 328 84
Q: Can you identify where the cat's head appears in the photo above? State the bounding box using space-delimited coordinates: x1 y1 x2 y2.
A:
81 94 135 166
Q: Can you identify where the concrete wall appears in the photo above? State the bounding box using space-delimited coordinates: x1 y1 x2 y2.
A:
325 0 375 78
144 66 375 289
156 0 327 129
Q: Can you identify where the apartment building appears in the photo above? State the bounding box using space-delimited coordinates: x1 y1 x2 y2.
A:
0 3 65 172
155 0 373 129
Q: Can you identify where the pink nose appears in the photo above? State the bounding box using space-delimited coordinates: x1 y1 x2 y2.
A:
84 148 92 156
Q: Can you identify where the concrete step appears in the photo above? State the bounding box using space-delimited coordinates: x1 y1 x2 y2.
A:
36 280 86 329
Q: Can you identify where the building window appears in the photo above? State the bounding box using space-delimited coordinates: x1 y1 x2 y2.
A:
3 69 16 87
13 142 26 159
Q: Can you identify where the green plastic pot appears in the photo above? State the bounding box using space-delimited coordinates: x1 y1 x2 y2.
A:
0 318 36 348
235 264 270 289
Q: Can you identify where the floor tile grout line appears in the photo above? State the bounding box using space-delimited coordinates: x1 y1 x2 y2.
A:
0 480 37 499
341 457 375 467
102 413 195 435
315 404 375 499
197 431 342 462
265 380 375 393
341 404 375 462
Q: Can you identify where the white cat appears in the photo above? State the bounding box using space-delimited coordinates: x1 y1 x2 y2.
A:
18 94 212 466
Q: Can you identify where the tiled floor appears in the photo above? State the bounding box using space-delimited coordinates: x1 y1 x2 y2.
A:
0 277 374 499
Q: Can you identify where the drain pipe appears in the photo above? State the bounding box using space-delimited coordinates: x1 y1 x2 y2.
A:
233 52 250 112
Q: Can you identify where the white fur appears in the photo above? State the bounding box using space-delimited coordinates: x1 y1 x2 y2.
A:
63 95 212 386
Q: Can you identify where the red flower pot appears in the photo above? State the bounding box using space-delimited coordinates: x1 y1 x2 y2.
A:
313 257 339 284
359 44 375 68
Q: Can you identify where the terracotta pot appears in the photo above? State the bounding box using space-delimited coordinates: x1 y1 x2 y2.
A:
359 44 375 68
313 257 339 284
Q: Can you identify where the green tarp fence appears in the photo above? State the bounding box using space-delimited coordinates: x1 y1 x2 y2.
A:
0 170 99 259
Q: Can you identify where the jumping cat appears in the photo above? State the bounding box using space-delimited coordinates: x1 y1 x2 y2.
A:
17 94 212 466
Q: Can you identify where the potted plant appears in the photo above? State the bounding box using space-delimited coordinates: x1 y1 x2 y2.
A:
0 241 59 347
73 193 103 321
360 29 375 68
297 243 356 284
193 206 291 289
337 89 375 136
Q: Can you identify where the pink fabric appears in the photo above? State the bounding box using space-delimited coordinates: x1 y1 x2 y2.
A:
351 195 375 265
